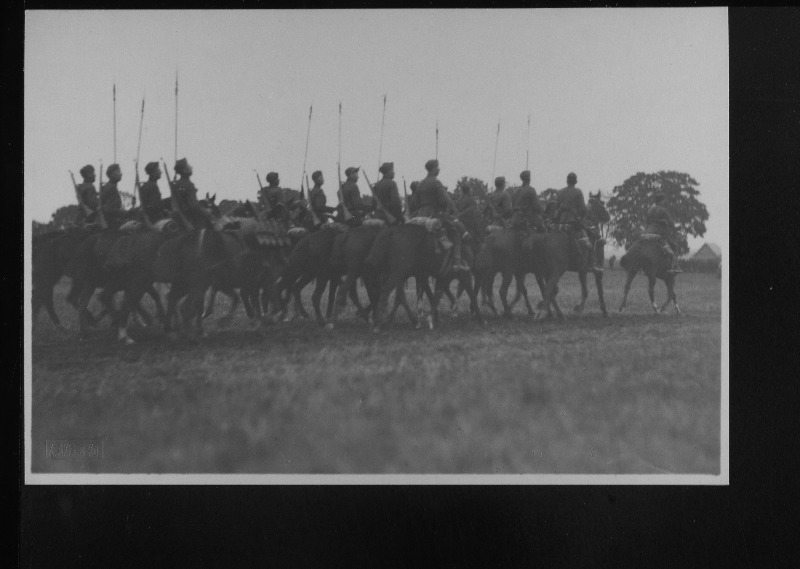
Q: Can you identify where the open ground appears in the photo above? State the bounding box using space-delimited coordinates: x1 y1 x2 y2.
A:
30 268 722 474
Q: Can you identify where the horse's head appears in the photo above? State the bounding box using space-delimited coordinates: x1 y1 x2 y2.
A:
200 194 222 219
587 192 610 224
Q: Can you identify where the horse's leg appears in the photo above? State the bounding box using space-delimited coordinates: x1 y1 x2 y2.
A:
76 283 97 340
594 270 608 317
619 270 636 312
325 273 339 321
311 276 328 325
146 284 166 323
395 284 420 328
482 273 498 315
460 273 486 326
499 271 514 317
202 285 218 319
287 273 313 321
536 270 564 321
421 278 437 329
165 282 187 333
517 273 534 316
660 275 681 315
431 279 446 329
372 272 405 333
647 273 659 314
507 272 525 311
574 271 589 313
116 286 146 345
443 283 458 315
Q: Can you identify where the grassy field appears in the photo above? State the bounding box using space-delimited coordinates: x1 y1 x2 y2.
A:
30 268 722 474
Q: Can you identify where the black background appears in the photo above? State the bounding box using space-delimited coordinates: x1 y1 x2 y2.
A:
12 5 798 567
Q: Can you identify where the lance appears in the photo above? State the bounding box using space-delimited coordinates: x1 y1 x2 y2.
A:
377 94 386 178
337 101 352 221
361 168 396 226
435 120 439 161
526 113 530 171
134 96 145 203
113 83 117 164
97 160 108 230
174 70 179 164
300 104 313 199
491 119 500 185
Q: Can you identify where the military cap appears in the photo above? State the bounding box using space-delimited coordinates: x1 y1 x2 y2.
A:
567 172 577 184
266 172 279 184
311 170 323 182
79 164 95 178
106 163 121 176
175 158 190 175
145 162 160 175
520 170 531 181
425 159 439 172
495 176 506 188
379 162 394 175
345 166 360 176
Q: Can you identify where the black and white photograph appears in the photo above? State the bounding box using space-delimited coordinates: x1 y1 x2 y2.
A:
24 8 728 482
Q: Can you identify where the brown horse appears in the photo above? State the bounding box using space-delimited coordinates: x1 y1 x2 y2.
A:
364 223 484 332
618 238 682 315
534 194 610 319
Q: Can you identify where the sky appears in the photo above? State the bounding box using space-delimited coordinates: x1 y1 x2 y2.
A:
24 8 728 251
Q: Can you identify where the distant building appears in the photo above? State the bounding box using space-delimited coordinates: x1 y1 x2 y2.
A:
693 243 722 261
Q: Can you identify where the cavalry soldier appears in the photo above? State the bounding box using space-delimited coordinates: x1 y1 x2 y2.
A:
556 172 603 273
259 172 289 221
415 159 469 271
338 166 366 225
309 170 336 222
487 176 513 222
75 164 99 226
456 183 485 244
171 158 212 229
373 162 405 225
138 161 169 222
646 193 682 273
511 170 544 232
100 163 126 230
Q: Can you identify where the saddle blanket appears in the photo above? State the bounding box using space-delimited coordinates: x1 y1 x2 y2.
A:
362 218 387 228
407 216 442 233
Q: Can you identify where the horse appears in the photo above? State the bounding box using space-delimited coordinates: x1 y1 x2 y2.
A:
472 227 560 319
618 237 682 315
364 222 485 332
325 222 400 330
533 193 610 319
32 227 96 329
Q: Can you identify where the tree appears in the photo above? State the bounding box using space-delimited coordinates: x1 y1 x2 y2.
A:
455 177 489 201
539 188 559 203
50 204 81 230
606 171 709 256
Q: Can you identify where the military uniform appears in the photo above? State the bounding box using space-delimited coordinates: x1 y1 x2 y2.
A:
646 201 681 271
415 175 450 218
456 193 485 244
511 184 544 231
557 174 602 272
172 176 210 229
75 182 99 225
407 185 421 218
488 189 513 220
99 180 125 229
309 186 335 220
139 180 168 222
372 177 404 224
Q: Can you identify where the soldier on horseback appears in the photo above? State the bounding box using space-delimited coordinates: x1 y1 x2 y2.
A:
139 162 170 222
258 172 289 222
338 167 367 226
100 164 126 230
646 193 682 274
373 162 405 225
75 164 99 226
455 184 486 245
171 158 213 229
556 172 603 273
415 159 469 272
309 170 336 223
486 176 513 224
510 170 544 233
